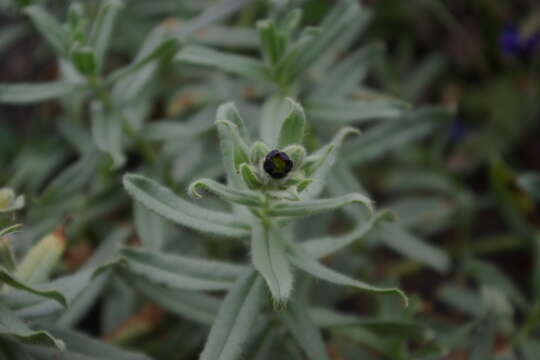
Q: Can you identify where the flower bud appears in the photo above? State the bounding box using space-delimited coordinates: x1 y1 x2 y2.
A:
263 150 293 179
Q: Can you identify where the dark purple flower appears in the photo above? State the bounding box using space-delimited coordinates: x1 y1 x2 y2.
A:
500 24 540 59
263 150 293 179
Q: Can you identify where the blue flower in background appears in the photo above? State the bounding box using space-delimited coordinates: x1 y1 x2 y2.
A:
500 24 540 60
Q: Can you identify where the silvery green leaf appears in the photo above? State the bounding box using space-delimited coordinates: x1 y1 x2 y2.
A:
0 266 67 308
134 202 166 251
259 96 291 147
517 172 540 201
376 223 450 273
269 193 373 218
100 275 135 334
283 145 305 170
119 247 245 291
185 25 258 49
313 43 383 99
309 307 425 339
108 37 179 95
13 260 119 318
25 325 151 360
143 107 215 141
277 98 306 148
287 1 360 79
279 301 330 360
306 98 406 124
344 106 451 164
123 174 250 238
466 260 527 310
56 274 109 328
176 45 269 81
301 127 360 199
240 163 263 190
388 196 454 234
258 19 286 66
174 0 252 39
0 301 64 350
88 0 124 72
242 325 279 360
217 102 250 142
250 141 271 166
327 160 371 221
439 285 485 317
469 315 497 360
273 27 319 85
287 242 408 306
24 5 70 56
200 270 265 360
251 221 293 306
90 101 125 169
123 274 219 325
0 82 84 104
404 53 446 101
215 116 250 189
303 210 395 259
189 178 264 207
40 152 99 200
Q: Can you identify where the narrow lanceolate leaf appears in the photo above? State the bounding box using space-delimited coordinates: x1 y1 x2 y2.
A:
259 96 292 147
176 45 269 81
251 221 293 306
119 247 246 291
279 301 330 360
0 301 64 350
91 101 126 169
189 178 264 207
269 193 373 218
29 325 151 360
301 127 360 199
134 202 166 251
0 266 67 307
344 106 452 165
308 307 425 339
11 260 119 319
24 5 70 56
123 174 250 238
200 271 265 360
123 275 219 325
215 117 250 189
288 1 360 79
108 38 180 86
0 82 83 104
313 43 383 99
303 210 395 259
143 107 215 141
217 102 250 143
277 98 306 148
376 223 450 273
88 0 124 72
287 242 408 307
306 98 406 124
240 164 263 190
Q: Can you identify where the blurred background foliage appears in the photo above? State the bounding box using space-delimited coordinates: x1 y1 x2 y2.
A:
0 0 539 359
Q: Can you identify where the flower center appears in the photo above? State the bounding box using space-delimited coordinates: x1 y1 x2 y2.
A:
263 150 293 179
